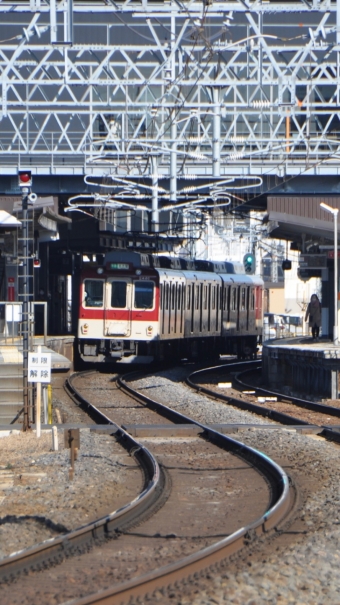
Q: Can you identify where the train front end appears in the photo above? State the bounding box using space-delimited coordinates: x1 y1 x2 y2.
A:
77 253 160 363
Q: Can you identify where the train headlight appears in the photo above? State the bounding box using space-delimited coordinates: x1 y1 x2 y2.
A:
136 269 142 275
81 323 89 334
147 325 153 336
97 268 104 274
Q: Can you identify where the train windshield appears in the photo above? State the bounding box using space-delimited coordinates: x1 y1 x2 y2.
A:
84 279 104 307
134 281 154 309
111 281 127 308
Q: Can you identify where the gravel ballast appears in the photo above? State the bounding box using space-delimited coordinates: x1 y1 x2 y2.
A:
129 368 340 605
1 366 340 605
0 427 141 559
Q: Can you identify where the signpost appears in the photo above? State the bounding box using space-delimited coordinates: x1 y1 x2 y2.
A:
28 346 51 438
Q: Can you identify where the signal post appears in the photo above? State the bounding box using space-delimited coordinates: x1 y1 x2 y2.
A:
18 170 33 431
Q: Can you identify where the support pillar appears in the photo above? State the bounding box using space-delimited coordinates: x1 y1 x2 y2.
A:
212 88 221 177
331 370 338 400
151 156 159 233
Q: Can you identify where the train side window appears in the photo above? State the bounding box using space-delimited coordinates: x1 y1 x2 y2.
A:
84 279 104 307
177 284 181 310
190 284 195 333
171 283 176 310
231 288 237 311
134 281 154 309
203 285 207 310
216 284 220 330
241 288 246 311
223 286 227 311
212 286 216 310
111 281 127 308
187 285 191 310
251 288 255 310
160 284 163 310
165 283 169 310
195 285 199 310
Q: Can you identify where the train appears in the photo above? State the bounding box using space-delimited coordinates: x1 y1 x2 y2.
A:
77 251 263 364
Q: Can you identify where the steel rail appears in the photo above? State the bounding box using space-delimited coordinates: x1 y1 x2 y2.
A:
234 365 340 443
57 370 292 605
0 373 161 583
187 360 340 443
187 360 311 427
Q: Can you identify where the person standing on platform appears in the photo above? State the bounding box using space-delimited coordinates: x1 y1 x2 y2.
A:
305 294 322 340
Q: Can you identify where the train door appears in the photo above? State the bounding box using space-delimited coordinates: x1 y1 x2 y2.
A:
105 278 132 337
229 286 237 333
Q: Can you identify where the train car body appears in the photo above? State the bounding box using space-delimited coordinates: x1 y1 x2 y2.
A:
77 251 263 363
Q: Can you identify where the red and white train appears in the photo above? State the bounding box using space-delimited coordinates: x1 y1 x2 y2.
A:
77 251 263 363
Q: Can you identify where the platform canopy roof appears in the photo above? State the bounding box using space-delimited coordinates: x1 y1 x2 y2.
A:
266 197 340 245
0 211 21 228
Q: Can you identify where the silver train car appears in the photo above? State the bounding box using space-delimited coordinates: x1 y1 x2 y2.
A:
77 251 263 363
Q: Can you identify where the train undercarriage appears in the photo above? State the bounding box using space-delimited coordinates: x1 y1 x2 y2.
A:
77 335 259 364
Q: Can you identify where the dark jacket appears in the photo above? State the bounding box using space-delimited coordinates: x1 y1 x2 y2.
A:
305 300 321 327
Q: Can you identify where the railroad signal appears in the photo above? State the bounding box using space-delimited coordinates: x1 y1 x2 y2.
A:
18 170 32 188
243 253 255 274
282 259 292 271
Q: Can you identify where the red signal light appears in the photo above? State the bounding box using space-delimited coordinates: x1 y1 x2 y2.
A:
19 173 30 183
18 171 32 187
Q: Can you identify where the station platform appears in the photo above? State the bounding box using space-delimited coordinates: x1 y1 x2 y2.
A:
0 336 73 425
262 337 340 399
0 337 72 371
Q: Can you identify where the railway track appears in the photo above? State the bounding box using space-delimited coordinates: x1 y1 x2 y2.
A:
0 367 293 605
187 360 340 442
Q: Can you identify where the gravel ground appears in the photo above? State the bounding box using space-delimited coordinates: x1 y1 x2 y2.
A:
128 367 340 605
0 372 142 559
2 366 340 605
130 366 280 426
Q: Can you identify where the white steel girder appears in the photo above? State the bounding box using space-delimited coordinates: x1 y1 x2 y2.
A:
1 1 340 181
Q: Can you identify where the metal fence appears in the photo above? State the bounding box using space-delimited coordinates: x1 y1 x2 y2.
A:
0 301 47 346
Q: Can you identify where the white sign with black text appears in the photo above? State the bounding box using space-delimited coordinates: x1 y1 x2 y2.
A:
28 352 51 383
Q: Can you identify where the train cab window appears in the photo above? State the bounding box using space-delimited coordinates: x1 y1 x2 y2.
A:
111 281 127 308
134 281 154 309
84 279 104 307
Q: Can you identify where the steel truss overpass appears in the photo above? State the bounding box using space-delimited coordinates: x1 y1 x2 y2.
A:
1 0 340 214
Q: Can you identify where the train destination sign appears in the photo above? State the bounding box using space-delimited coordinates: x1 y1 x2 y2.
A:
108 263 130 270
